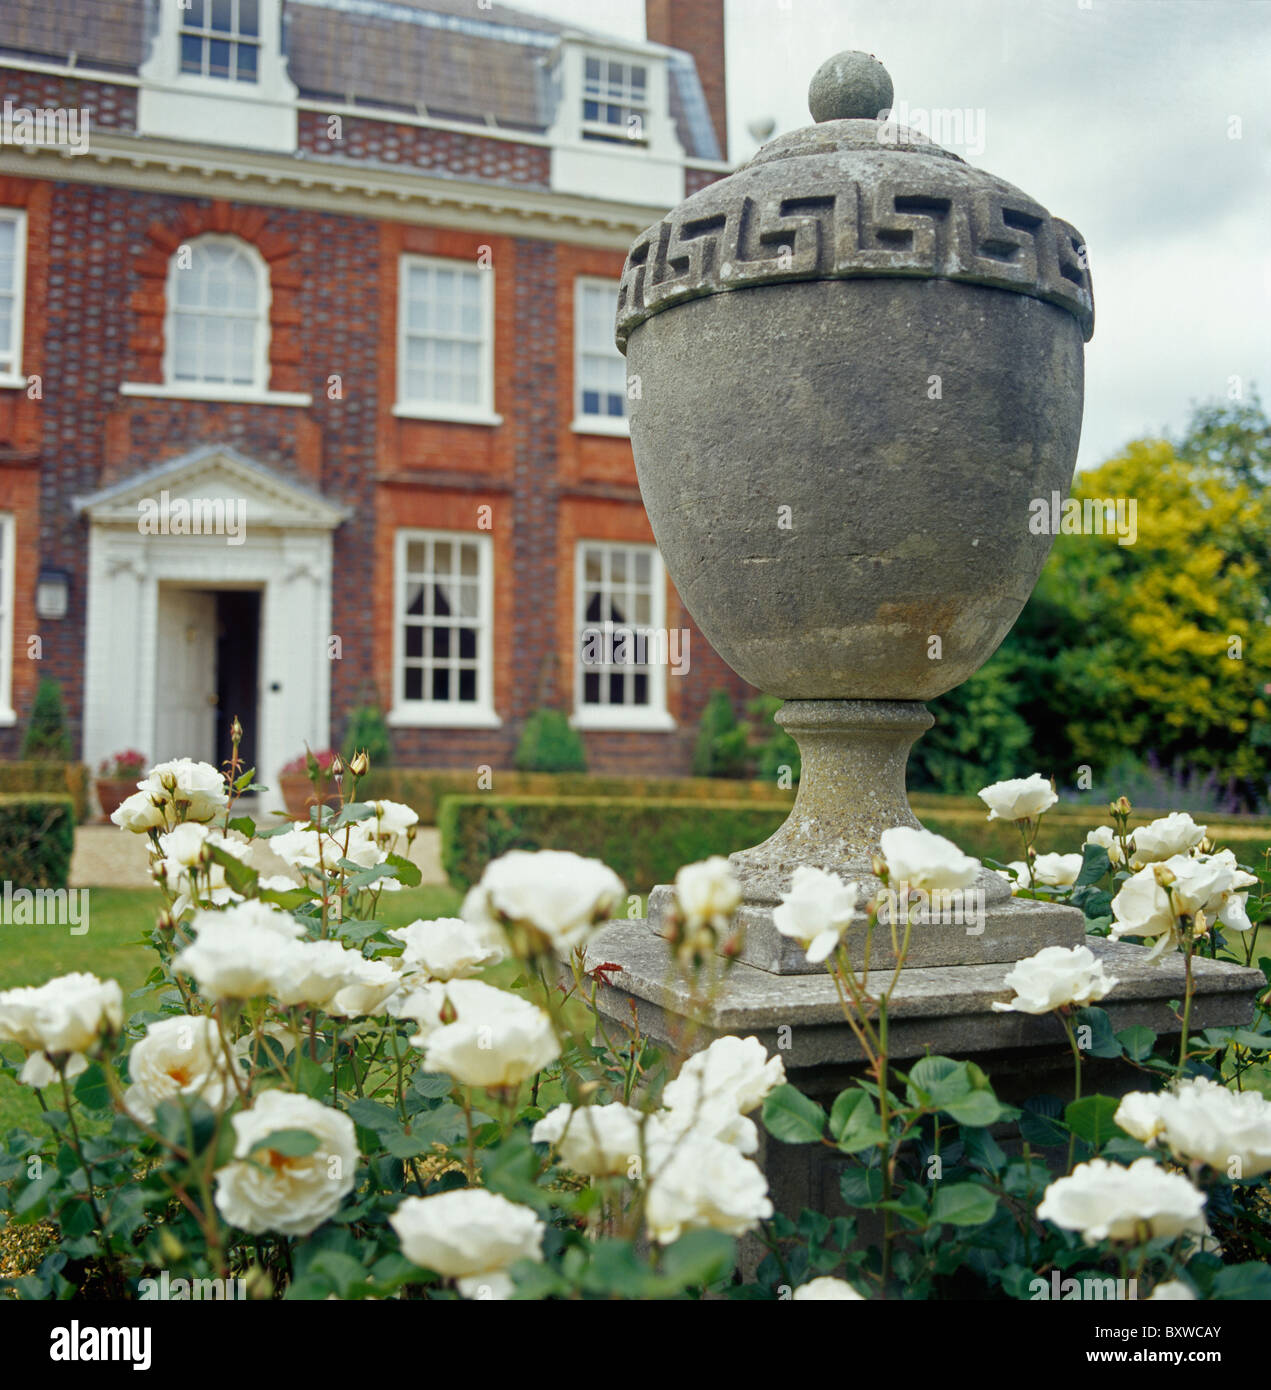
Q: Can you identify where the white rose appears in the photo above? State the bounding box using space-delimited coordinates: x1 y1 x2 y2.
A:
1084 825 1125 868
1158 854 1233 919
773 866 859 963
1109 867 1178 960
532 1102 644 1177
417 986 560 1088
463 850 624 953
390 1189 544 1299
268 827 328 870
878 826 980 893
1148 1280 1195 1300
0 973 123 1083
645 1134 772 1244
214 1090 357 1237
388 977 511 1032
1113 1091 1166 1144
1036 1157 1206 1242
1029 852 1084 887
327 956 402 1019
272 940 371 1009
1184 849 1258 932
1130 812 1206 869
977 774 1058 822
388 917 505 981
124 1015 234 1124
792 1277 864 1300
662 1035 786 1117
143 758 228 823
111 789 167 833
1125 1077 1271 1177
992 945 1119 1015
369 800 419 841
158 822 213 866
674 856 742 931
173 905 304 1000
647 1102 759 1156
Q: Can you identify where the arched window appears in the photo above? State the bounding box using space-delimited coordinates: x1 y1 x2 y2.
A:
165 235 269 390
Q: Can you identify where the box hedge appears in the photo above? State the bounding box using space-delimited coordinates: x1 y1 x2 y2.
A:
0 794 77 890
438 791 1271 896
363 769 794 827
439 795 790 894
0 762 90 824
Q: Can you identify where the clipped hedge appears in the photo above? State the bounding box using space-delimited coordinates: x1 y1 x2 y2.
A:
0 762 90 824
363 769 794 827
439 795 789 894
0 794 76 890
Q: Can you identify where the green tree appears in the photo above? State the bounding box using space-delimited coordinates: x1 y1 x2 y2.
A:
21 678 72 761
514 708 587 773
692 689 751 778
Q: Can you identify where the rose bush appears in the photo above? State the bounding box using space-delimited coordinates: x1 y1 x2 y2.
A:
0 744 1267 1301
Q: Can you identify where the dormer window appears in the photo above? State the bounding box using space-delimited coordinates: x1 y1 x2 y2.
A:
179 0 261 84
582 54 648 145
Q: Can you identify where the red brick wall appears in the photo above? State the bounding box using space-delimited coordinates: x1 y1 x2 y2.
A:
646 0 728 162
299 111 550 189
0 71 136 134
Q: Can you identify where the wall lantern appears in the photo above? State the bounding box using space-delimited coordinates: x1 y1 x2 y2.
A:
35 567 70 620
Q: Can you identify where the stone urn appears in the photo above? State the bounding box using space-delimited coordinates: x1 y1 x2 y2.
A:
616 51 1096 972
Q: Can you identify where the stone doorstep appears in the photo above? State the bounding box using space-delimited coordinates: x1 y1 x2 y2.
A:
582 921 1266 1072
646 883 1085 973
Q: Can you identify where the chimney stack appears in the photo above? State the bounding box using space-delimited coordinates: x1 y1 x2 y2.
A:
646 0 727 162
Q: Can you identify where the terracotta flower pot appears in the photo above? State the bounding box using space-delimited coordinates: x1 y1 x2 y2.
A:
279 773 341 821
95 777 140 822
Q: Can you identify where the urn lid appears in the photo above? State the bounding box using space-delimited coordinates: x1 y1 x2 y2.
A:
615 51 1094 350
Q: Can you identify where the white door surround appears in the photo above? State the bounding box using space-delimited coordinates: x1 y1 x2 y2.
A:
154 586 218 763
75 446 350 797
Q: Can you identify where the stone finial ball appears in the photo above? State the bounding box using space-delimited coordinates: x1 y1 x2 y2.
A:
808 50 893 122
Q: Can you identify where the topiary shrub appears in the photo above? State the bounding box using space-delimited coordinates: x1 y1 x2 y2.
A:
438 794 789 893
20 678 71 762
342 705 393 771
513 709 587 773
692 689 752 778
0 794 76 889
0 763 90 823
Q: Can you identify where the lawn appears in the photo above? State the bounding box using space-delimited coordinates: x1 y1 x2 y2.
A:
0 884 463 1133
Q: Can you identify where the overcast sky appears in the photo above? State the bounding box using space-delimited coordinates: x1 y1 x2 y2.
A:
506 0 1270 472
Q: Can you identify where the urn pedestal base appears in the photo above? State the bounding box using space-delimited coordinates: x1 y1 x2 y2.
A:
582 922 1265 1229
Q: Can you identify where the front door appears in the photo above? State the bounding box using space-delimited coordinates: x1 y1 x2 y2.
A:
154 587 218 763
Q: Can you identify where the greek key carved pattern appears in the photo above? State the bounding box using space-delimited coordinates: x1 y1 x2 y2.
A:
615 176 1094 349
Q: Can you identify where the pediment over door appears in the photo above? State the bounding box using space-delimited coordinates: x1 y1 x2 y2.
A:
73 445 350 532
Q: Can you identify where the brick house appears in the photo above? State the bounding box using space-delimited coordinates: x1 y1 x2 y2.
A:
0 0 753 787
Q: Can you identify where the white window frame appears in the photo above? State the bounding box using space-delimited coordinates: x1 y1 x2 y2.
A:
179 0 262 84
0 209 28 389
573 277 629 437
394 255 500 427
0 514 15 723
162 234 271 394
388 528 500 729
581 51 650 146
573 540 674 732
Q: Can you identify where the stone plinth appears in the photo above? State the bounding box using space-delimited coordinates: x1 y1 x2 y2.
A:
586 922 1265 1225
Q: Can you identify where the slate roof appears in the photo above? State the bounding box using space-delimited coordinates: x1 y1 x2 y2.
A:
0 0 722 157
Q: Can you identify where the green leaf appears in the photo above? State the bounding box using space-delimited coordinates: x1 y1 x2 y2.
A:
1064 1095 1123 1149
905 1056 963 1103
658 1230 735 1290
1116 1025 1157 1062
761 1085 827 1145
72 1063 111 1112
251 1128 321 1158
346 1098 401 1138
1073 1007 1123 1059
828 1088 885 1152
1210 1262 1271 1300
940 1089 1007 1127
386 853 422 888
207 843 259 897
1019 1095 1068 1148
932 1182 997 1228
259 886 313 911
227 814 256 837
1076 843 1111 886
839 1166 884 1208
